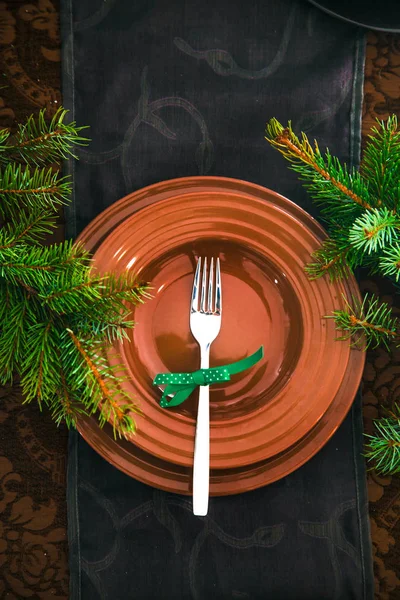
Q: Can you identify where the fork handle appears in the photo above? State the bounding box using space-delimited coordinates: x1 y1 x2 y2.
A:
193 347 210 516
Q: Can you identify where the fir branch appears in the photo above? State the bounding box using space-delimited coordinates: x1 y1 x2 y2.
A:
55 364 75 425
68 315 134 345
348 207 400 254
0 207 58 248
62 330 113 399
2 108 89 165
51 348 89 428
98 397 138 439
365 410 400 475
0 163 71 217
99 272 150 301
265 119 373 220
360 115 400 210
0 106 148 437
0 278 9 323
93 273 151 312
0 241 91 289
379 242 400 281
66 329 138 437
0 286 30 383
39 275 106 314
326 293 399 350
21 321 53 405
71 274 151 329
51 393 88 429
305 236 355 281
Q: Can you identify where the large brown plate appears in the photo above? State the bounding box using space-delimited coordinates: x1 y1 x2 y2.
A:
76 177 365 493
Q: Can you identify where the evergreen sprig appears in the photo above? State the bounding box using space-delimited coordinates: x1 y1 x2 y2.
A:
266 115 400 475
327 294 399 350
365 405 400 475
0 108 148 437
0 206 58 246
349 207 400 254
265 117 400 282
265 118 373 224
1 107 88 165
379 243 400 281
305 237 354 281
360 115 400 210
0 163 71 219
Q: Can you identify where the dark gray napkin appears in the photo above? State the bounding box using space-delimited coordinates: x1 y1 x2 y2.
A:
61 1 373 598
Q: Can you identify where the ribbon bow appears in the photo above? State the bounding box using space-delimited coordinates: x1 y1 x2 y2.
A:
154 346 264 408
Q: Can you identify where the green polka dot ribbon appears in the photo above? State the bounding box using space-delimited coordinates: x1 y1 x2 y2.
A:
154 345 264 408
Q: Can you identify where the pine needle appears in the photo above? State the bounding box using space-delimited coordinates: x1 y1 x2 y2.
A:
360 115 400 211
2 107 89 165
0 207 58 247
379 242 400 281
305 238 354 281
365 406 400 474
348 207 400 254
265 119 373 221
0 163 72 217
326 293 399 350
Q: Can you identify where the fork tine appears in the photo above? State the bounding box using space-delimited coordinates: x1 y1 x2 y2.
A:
200 257 207 313
191 257 201 312
207 257 214 313
215 257 222 315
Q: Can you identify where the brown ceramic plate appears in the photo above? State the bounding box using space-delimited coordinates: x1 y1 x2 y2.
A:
78 177 363 474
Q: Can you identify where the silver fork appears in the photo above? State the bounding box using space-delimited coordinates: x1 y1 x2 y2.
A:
190 257 222 516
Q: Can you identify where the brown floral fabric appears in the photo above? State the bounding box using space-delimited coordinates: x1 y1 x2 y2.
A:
0 2 399 598
0 2 68 599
